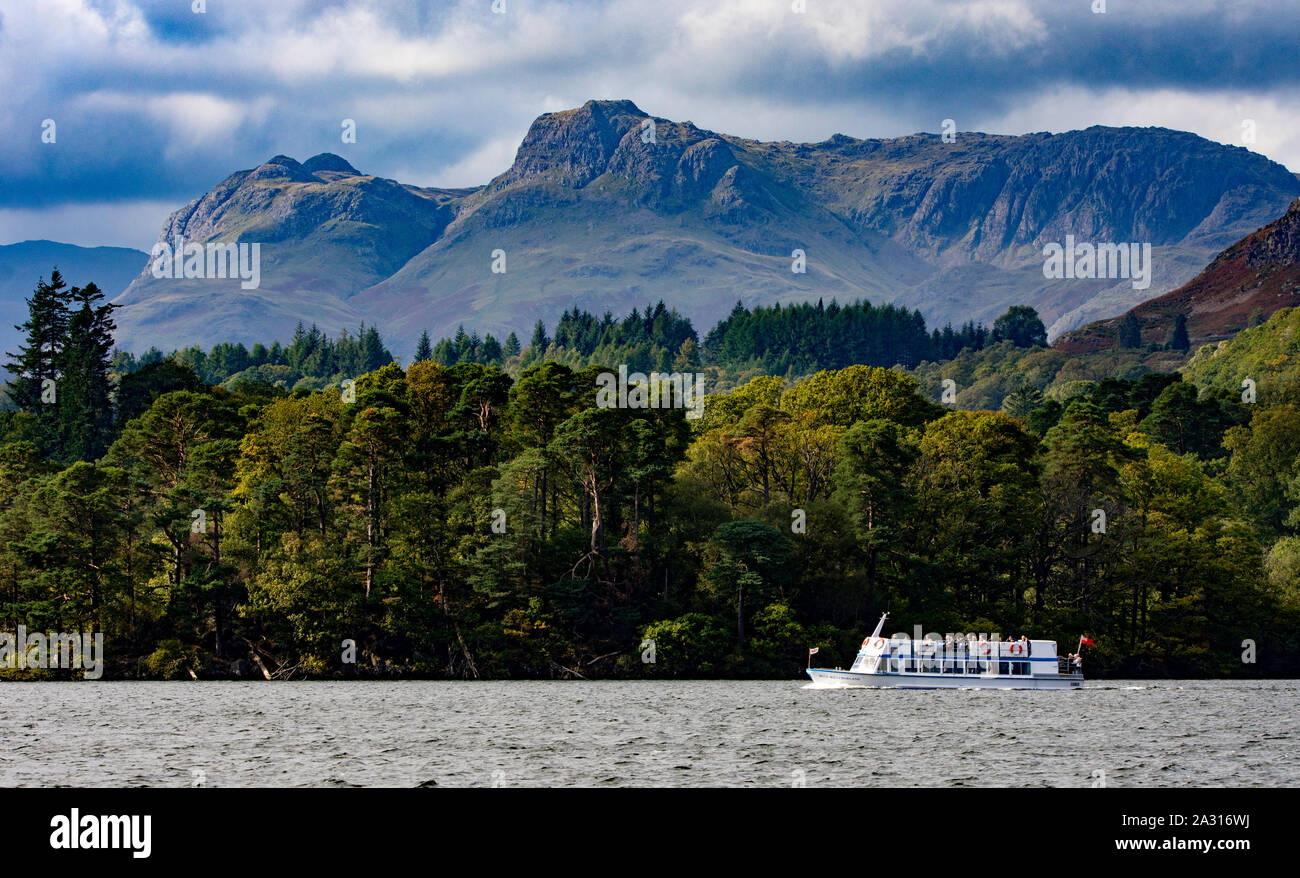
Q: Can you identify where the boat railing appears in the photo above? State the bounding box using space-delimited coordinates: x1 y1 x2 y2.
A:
1058 657 1083 676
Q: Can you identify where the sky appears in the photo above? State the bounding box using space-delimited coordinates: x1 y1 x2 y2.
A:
2 0 1299 249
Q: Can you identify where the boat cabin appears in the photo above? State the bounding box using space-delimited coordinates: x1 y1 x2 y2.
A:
847 635 1070 679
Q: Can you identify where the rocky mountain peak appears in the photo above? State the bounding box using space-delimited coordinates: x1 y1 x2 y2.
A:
499 99 649 188
302 153 360 177
247 155 316 184
1246 197 1300 266
485 99 759 215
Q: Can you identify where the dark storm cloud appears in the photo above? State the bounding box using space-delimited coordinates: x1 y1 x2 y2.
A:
679 2 1300 120
1 0 1296 241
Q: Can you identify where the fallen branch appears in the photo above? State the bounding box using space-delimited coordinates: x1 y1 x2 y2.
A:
550 661 587 680
584 650 620 666
244 640 273 680
454 624 480 680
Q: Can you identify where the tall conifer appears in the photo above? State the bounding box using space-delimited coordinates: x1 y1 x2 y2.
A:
57 282 117 461
4 269 73 454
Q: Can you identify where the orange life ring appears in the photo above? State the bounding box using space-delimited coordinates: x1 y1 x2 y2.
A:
871 637 886 650
1009 642 1024 655
978 641 991 655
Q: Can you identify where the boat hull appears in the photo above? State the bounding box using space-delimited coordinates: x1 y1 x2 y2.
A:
806 668 1083 690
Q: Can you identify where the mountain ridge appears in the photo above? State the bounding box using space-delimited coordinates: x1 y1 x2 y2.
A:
111 100 1300 355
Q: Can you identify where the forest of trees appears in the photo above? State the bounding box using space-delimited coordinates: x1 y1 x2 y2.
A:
703 299 994 373
2 273 1298 680
423 302 699 373
112 322 395 392
418 298 1021 379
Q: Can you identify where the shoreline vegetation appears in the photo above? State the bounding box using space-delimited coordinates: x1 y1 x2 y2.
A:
3 274 1299 681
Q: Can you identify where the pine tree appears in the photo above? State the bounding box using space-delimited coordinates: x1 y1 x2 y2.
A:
1118 311 1142 348
5 270 71 406
1171 313 1190 351
287 323 310 374
673 337 700 371
4 269 72 454
360 325 389 371
503 332 521 359
414 330 433 363
529 320 549 352
56 282 117 462
432 339 457 366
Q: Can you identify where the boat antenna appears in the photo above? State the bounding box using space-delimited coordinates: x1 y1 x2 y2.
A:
869 612 889 640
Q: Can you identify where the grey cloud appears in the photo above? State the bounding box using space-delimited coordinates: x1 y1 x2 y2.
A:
1 0 1295 233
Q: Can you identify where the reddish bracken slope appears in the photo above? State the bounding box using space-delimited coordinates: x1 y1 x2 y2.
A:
1057 198 1300 354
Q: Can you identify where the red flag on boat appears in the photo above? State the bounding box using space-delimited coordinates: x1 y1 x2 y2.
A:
808 647 819 655
1080 637 1096 646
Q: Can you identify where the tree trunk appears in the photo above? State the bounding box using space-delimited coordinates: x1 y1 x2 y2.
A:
539 467 547 539
365 458 377 598
316 487 327 537
736 584 745 646
455 624 480 679
589 486 602 555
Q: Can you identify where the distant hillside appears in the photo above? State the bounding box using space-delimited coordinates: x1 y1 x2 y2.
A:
1057 197 1300 355
1184 305 1300 402
111 153 467 356
111 99 1300 355
0 240 148 365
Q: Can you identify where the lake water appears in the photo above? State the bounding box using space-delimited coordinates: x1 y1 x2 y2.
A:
1 679 1294 787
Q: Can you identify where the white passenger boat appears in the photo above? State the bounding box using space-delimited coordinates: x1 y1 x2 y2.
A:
806 613 1084 690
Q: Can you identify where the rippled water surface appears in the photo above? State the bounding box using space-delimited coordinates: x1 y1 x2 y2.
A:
1 680 1294 787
